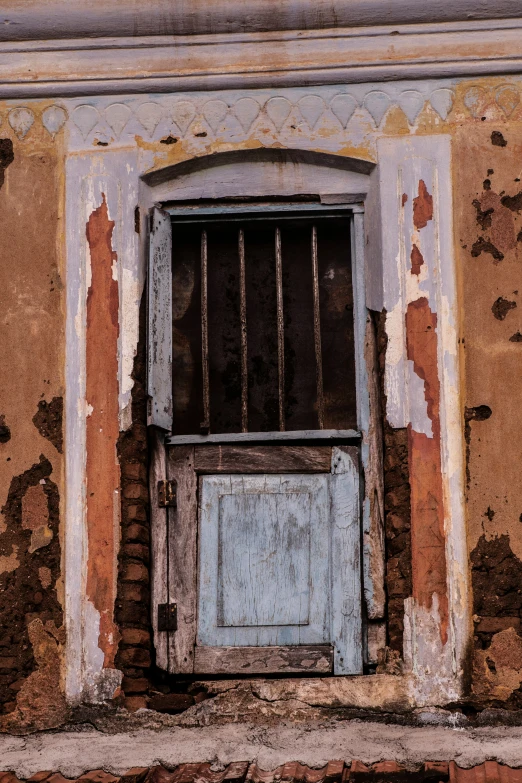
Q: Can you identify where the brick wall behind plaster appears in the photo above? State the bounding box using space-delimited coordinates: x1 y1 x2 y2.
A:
115 294 153 707
375 311 412 654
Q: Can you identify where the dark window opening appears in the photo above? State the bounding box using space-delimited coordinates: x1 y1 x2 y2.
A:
171 211 356 436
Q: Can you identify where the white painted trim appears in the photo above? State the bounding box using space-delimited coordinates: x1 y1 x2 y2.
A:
374 135 469 704
64 149 140 704
64 157 89 705
4 18 522 97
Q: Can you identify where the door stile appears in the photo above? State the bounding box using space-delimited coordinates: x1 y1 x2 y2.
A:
166 445 198 673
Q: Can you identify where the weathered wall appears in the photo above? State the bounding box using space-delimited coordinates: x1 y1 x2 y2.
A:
0 106 66 731
3 70 522 732
455 118 522 706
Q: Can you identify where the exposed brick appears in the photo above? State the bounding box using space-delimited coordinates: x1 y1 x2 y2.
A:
122 676 150 693
120 627 151 646
120 583 149 603
476 616 522 634
120 770 149 783
123 483 149 502
115 295 153 700
376 311 412 654
124 695 149 712
118 647 151 668
0 774 21 783
0 658 17 669
126 506 148 523
122 562 149 583
123 462 147 482
120 667 145 678
117 602 149 626
122 543 150 563
123 523 149 543
46 775 72 783
78 772 120 783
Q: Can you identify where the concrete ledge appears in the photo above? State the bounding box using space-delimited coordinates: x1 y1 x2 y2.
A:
3 720 522 777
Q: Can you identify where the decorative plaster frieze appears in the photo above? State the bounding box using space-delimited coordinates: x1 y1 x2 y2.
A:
3 81 522 148
64 86 459 145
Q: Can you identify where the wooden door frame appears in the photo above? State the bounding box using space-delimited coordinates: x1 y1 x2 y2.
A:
144 139 470 706
148 186 383 674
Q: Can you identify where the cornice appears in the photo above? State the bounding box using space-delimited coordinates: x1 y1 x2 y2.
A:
1 0 522 40
2 18 522 98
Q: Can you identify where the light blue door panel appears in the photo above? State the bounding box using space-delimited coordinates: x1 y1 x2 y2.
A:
197 448 362 674
198 474 330 648
218 491 312 627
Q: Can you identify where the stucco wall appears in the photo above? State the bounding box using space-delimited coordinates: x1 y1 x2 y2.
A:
2 75 522 732
0 106 66 731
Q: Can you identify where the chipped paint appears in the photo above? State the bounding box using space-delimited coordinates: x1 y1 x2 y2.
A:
406 298 448 646
410 245 424 276
412 181 433 230
85 193 121 674
4 60 514 720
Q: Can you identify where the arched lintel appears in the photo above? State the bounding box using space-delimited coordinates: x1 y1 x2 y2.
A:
142 147 375 188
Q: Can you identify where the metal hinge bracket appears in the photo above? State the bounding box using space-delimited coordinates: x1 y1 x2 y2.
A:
157 603 177 632
157 479 177 508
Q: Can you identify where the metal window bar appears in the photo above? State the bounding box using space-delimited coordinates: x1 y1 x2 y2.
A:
311 225 325 430
275 226 285 432
201 228 210 434
238 229 248 433
176 212 355 439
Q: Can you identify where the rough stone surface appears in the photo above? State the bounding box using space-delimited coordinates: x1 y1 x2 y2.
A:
5 722 522 777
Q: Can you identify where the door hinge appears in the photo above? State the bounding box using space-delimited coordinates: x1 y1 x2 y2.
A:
157 479 177 508
157 603 177 632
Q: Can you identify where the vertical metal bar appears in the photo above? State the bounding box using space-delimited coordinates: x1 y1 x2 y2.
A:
275 226 285 431
201 228 210 433
311 225 325 429
239 229 248 433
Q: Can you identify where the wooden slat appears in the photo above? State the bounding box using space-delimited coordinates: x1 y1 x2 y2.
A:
194 445 332 473
149 427 169 671
200 229 210 432
166 445 197 673
330 446 363 675
311 224 325 429
238 228 248 433
166 428 361 445
194 645 333 674
275 226 285 431
147 207 172 430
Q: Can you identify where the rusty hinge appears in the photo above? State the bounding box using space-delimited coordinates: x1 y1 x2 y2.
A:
157 479 177 508
158 603 177 632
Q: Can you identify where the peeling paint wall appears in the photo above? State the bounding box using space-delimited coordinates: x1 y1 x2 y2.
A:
0 109 65 731
5 57 522 730
455 119 522 706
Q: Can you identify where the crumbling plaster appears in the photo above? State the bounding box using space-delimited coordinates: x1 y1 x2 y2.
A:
3 69 522 729
0 103 66 730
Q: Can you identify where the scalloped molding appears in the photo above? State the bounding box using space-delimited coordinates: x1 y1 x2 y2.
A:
7 82 522 145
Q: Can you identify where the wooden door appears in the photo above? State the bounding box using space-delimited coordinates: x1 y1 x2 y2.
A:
164 443 362 675
149 205 364 676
